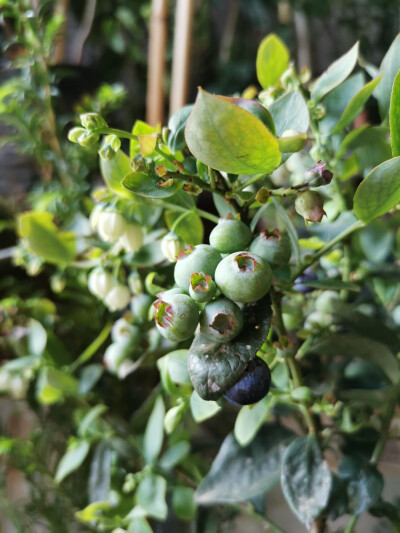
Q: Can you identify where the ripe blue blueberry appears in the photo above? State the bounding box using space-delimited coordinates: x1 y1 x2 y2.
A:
294 268 318 293
225 357 271 405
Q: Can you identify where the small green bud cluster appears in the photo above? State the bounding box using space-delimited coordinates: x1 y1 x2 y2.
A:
68 112 107 147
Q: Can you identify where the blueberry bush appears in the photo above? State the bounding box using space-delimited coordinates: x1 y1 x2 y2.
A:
1 25 400 533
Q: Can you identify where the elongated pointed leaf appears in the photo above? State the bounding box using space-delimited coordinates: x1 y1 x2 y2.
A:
374 33 400 119
195 423 294 504
55 439 90 484
390 69 400 156
143 396 165 464
311 42 359 103
185 89 281 175
99 149 132 198
354 156 400 222
281 436 332 527
331 75 383 133
256 34 290 89
188 295 272 400
234 396 270 447
268 90 309 136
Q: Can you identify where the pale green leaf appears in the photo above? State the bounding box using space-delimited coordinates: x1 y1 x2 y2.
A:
354 157 400 222
185 89 281 175
55 439 90 484
268 90 309 136
136 474 168 520
256 33 290 88
143 396 165 464
99 148 132 198
374 33 400 119
331 75 383 133
390 69 400 156
234 396 270 447
311 42 359 103
190 391 221 422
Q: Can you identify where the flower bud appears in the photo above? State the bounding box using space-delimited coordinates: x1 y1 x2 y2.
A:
295 191 326 223
305 161 333 187
99 145 116 161
164 403 186 434
88 268 116 298
105 134 121 151
97 211 127 243
162 127 170 145
104 342 130 374
119 223 143 253
89 203 104 230
128 271 143 294
104 285 131 311
161 232 185 262
77 131 99 147
111 318 141 345
80 112 107 130
68 127 86 143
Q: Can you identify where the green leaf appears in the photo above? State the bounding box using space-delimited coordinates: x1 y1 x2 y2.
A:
122 171 182 199
319 73 365 135
331 75 383 134
374 33 400 119
234 396 270 447
190 391 221 422
311 42 359 103
172 487 197 520
256 34 290 89
136 474 168 520
88 442 111 503
128 517 153 533
75 501 110 524
185 89 281 175
370 499 400 531
78 405 108 438
338 456 383 515
165 210 203 245
268 90 310 136
27 318 47 356
390 69 400 156
357 219 394 263
55 439 90 484
159 441 190 470
166 349 191 386
143 396 165 464
168 105 193 153
188 295 272 400
18 212 75 265
36 367 78 405
130 241 164 267
281 436 332 527
99 148 132 198
310 334 399 384
78 364 104 395
195 423 294 504
354 157 400 222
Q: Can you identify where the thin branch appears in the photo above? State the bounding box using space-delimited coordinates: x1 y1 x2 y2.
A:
71 0 97 65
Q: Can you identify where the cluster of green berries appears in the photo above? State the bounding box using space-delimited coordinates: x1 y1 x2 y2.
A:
153 215 291 404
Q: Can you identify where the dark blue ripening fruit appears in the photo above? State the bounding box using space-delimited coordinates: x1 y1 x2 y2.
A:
294 267 318 293
224 357 271 405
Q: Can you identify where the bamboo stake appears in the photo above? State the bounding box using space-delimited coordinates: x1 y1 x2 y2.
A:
146 0 168 126
169 0 194 117
52 0 70 64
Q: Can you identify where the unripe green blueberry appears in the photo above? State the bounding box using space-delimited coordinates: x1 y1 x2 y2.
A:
315 290 340 314
97 210 127 243
154 293 199 342
128 271 143 294
88 268 116 299
282 304 303 331
189 272 217 303
104 342 129 374
209 215 252 254
200 298 243 342
111 318 141 345
295 191 326 223
215 252 272 304
174 245 221 291
130 293 154 322
161 231 185 262
104 285 131 311
119 222 143 253
304 310 331 331
225 357 271 405
249 228 291 268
